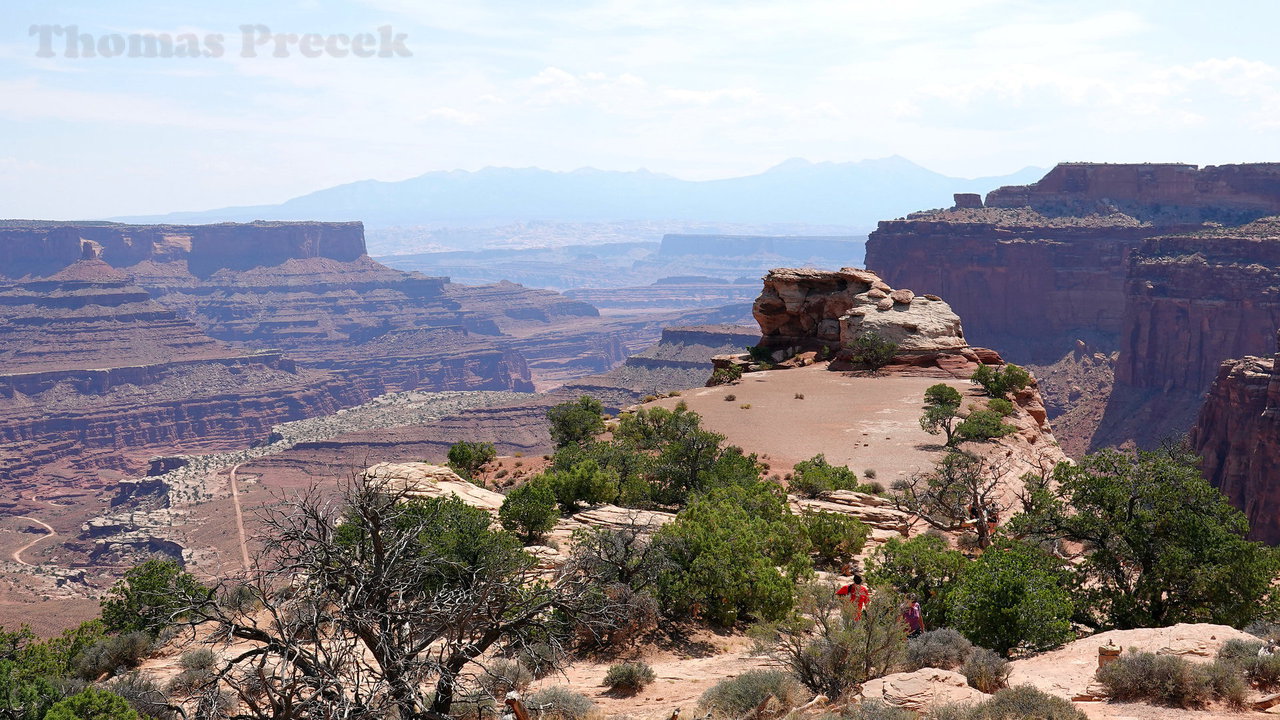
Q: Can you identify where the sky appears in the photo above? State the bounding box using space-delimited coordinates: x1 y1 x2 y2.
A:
3 0 1280 219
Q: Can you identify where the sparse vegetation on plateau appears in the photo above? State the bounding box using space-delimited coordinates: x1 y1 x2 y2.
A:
845 330 898 373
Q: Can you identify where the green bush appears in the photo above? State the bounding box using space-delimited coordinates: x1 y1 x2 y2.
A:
954 410 1016 443
657 482 811 625
845 330 898 373
789 454 863 498
101 558 206 636
74 632 154 680
166 667 213 697
545 459 618 513
1218 638 1263 662
927 685 1086 720
986 398 1015 417
802 511 871 568
924 384 963 408
906 628 972 671
969 364 1031 398
866 535 969 629
750 584 907 700
960 648 1009 693
45 687 139 720
709 365 744 386
500 480 560 543
699 670 805 716
746 345 778 367
546 396 606 448
1247 653 1280 691
447 441 497 479
1097 651 1247 709
105 672 173 720
949 541 1073 655
527 686 595 720
603 661 656 694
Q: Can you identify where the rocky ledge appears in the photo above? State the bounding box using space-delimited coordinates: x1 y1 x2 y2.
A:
751 267 1002 376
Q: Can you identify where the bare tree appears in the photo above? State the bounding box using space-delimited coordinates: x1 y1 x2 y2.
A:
171 474 619 720
891 451 1012 550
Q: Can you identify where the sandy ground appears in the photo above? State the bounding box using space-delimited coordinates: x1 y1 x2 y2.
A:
648 364 974 481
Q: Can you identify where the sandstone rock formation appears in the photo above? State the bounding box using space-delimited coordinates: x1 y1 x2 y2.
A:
1009 623 1256 702
859 668 988 711
1190 333 1280 543
752 267 995 374
361 462 506 511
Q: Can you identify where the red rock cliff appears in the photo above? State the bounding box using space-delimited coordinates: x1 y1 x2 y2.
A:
1190 332 1280 543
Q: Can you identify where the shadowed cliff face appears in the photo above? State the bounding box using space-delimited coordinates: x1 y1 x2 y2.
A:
866 163 1280 456
1191 333 1280 544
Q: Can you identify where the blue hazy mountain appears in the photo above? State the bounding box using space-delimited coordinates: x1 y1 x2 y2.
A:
115 157 1045 228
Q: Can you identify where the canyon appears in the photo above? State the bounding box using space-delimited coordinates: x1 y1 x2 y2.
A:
0 220 752 491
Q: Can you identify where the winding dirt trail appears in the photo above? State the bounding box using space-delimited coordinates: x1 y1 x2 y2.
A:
228 464 251 571
11 516 55 566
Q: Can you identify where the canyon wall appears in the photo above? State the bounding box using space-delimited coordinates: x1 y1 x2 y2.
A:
1190 335 1280 544
866 209 1153 361
0 260 370 483
1092 218 1280 449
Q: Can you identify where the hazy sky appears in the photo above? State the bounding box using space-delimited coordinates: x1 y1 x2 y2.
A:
3 0 1279 219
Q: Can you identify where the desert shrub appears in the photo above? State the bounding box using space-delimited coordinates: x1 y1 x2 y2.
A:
44 687 139 720
906 628 972 671
740 404 752 409
789 454 863 498
178 648 216 672
528 686 595 720
846 330 898 373
447 441 497 479
545 459 619 513
447 692 496 720
74 632 154 680
986 398 1015 417
1247 620 1280 639
795 393 805 400
219 583 258 615
709 366 744 386
478 658 533 698
500 479 560 543
802 511 871 568
166 667 214 696
1097 651 1227 708
106 672 174 720
699 670 805 716
949 541 1073 655
863 468 877 479
1206 659 1250 708
969 364 1031 399
657 482 811 625
829 700 914 720
751 583 907 700
954 410 1016 443
746 345 778 367
547 396 606 448
101 558 206 636
515 641 567 679
961 648 1010 693
1247 653 1280 691
724 393 737 401
866 535 969 629
927 685 1086 720
924 384 963 408
603 662 656 694
1218 638 1263 662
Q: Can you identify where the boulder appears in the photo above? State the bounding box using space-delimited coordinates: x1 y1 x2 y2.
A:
361 462 505 512
859 668 988 711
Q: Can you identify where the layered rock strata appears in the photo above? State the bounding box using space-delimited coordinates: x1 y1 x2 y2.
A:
1190 333 1280 543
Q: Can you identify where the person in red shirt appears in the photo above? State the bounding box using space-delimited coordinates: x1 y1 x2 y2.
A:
836 573 871 620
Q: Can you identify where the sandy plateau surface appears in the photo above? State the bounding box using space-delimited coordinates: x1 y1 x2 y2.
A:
648 364 973 480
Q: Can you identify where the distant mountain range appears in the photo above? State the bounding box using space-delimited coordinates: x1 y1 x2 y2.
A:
113 157 1045 229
